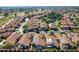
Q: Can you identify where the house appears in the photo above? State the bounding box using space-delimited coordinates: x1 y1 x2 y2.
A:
60 15 75 29
0 27 6 33
27 19 40 32
71 33 79 44
65 19 75 28
6 32 21 45
59 34 72 50
25 32 35 39
17 16 24 23
1 18 19 29
17 12 25 17
0 32 11 38
45 34 58 48
54 33 62 47
48 23 56 29
5 17 24 28
10 19 19 28
39 22 48 31
6 27 15 32
3 23 11 28
17 34 31 49
32 33 46 51
30 15 41 19
4 18 17 28
60 19 69 29
55 33 62 40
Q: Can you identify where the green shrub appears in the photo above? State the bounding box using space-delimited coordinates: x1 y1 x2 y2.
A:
0 36 5 42
0 37 3 42
23 23 28 33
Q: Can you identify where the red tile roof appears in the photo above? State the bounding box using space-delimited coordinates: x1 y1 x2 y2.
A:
33 34 46 46
6 32 21 45
18 34 31 46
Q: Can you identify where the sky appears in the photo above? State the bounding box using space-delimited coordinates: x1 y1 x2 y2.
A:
0 0 79 6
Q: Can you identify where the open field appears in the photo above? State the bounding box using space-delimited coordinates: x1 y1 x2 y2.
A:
0 13 16 25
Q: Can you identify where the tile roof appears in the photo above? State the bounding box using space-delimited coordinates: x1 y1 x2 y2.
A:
48 23 56 29
6 32 21 45
60 34 72 45
18 34 31 46
40 22 48 29
27 19 40 29
0 27 6 33
45 34 58 46
32 34 46 46
0 32 11 37
71 34 79 43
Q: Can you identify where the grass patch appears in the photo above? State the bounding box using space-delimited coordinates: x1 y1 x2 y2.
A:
45 47 62 52
0 13 16 25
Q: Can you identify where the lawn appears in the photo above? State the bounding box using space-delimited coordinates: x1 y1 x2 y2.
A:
0 13 16 25
45 48 62 52
55 20 62 32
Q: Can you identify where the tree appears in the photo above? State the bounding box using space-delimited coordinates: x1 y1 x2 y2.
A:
0 42 13 49
15 13 17 17
22 23 28 33
71 42 78 50
48 12 63 32
42 17 52 23
48 12 63 21
55 20 62 32
4 12 9 16
48 30 54 35
0 36 6 42
0 37 3 42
